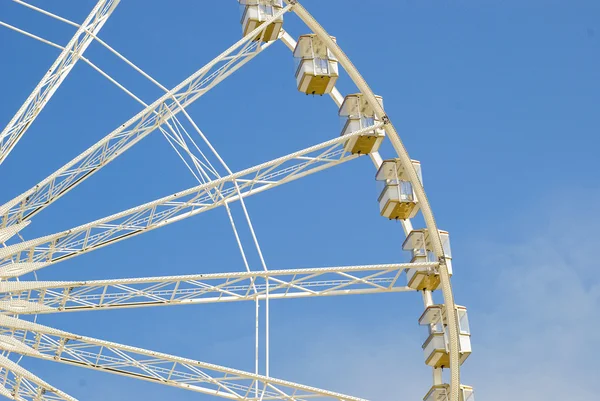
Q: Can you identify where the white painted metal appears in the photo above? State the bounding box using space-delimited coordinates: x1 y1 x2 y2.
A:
0 0 119 166
0 125 376 274
0 6 290 229
12 0 82 27
0 263 426 314
0 355 76 401
0 316 364 401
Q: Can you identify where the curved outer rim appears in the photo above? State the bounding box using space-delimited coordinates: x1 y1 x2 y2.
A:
284 2 462 400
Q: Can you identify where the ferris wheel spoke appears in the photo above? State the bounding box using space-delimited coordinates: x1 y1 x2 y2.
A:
0 316 365 401
0 125 378 276
0 0 119 167
0 355 76 401
0 263 428 314
0 8 289 231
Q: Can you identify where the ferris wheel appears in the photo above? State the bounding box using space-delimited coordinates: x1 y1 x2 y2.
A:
0 1 473 400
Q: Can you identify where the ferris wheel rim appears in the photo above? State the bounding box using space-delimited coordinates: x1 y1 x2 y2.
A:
281 1 462 399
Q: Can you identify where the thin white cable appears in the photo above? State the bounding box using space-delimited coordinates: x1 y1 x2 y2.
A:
0 20 149 109
172 116 220 177
255 298 260 398
174 100 273 377
165 111 263 388
158 128 205 183
181 136 260 389
13 0 167 94
161 121 208 183
234 189 270 378
0 20 63 48
12 0 80 28
162 45 275 378
163 94 263 384
169 116 220 180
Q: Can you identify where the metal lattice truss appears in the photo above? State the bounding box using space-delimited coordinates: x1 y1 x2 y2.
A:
0 0 119 166
0 316 364 401
0 4 288 229
0 263 435 314
0 354 75 401
0 125 380 277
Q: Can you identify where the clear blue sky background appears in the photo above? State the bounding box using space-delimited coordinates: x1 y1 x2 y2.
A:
1 0 599 400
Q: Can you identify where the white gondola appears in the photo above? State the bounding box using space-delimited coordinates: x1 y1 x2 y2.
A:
339 93 385 154
293 34 339 95
375 159 421 220
239 0 283 42
419 305 471 369
403 229 453 291
424 384 475 401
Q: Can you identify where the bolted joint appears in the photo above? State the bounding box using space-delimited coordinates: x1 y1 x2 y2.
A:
382 115 391 125
438 255 447 267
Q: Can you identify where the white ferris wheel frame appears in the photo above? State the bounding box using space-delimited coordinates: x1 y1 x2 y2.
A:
0 1 466 400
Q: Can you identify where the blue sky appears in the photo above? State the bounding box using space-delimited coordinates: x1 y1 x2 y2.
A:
0 0 599 400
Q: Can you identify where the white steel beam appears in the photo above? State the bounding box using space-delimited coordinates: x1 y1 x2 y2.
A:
0 125 378 276
0 316 365 401
0 0 119 165
0 355 76 401
0 5 291 229
0 263 430 314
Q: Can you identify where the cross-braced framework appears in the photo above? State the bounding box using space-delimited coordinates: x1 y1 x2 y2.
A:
0 316 365 401
0 263 436 314
0 1 470 400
